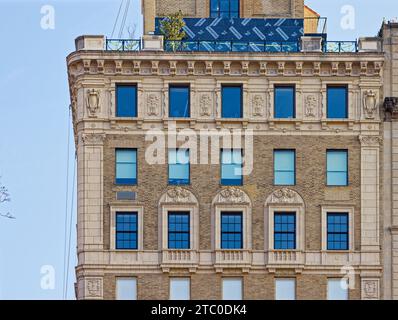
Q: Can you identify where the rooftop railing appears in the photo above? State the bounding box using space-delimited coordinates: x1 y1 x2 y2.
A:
105 38 359 53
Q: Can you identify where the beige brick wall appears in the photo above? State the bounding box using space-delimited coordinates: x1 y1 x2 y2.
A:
102 272 360 300
103 134 361 251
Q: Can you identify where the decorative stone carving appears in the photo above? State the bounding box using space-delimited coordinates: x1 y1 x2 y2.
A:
252 95 265 117
212 187 250 205
359 135 383 147
85 277 103 298
81 133 106 146
199 94 212 117
219 187 245 203
361 279 379 300
86 89 100 117
363 90 378 119
268 188 303 204
166 187 192 203
305 94 317 117
147 93 160 116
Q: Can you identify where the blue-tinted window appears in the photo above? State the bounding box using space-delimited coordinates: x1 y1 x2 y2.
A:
274 86 295 119
221 149 243 186
327 213 349 250
116 85 137 117
222 86 242 118
116 149 137 185
221 213 243 249
274 213 296 250
169 149 190 185
210 0 240 18
327 86 348 119
169 86 190 118
116 212 138 250
327 150 348 186
168 212 190 249
274 150 296 185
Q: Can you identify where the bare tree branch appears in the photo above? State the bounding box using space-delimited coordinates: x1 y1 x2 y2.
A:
0 179 14 219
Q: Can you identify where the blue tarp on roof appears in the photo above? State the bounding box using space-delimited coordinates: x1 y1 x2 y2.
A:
155 18 304 42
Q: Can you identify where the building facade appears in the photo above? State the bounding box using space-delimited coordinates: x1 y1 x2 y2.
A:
67 0 395 300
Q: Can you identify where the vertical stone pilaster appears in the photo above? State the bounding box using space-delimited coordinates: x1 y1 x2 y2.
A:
392 122 398 298
78 133 105 252
359 136 381 253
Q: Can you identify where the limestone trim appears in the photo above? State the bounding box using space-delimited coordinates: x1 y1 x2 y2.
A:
159 188 199 251
84 276 103 300
110 205 144 251
212 188 252 251
321 206 355 251
265 189 305 251
361 277 380 300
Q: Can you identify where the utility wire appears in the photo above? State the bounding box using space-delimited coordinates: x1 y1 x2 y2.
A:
62 105 72 300
65 155 76 300
119 0 131 38
111 0 124 38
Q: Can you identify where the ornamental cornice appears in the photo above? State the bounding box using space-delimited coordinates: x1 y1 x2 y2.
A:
67 54 384 79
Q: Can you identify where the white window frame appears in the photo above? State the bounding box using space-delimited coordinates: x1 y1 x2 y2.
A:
169 278 191 300
161 206 198 251
321 206 354 251
215 205 251 250
267 205 304 251
110 205 144 250
116 277 137 300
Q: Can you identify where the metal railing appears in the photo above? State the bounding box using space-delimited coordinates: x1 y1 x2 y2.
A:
164 40 300 53
106 39 141 51
105 38 358 53
323 41 358 53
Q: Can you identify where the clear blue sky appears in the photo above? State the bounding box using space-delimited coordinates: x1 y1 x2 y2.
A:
0 0 395 300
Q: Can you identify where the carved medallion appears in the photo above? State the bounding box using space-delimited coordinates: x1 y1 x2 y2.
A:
85 277 103 298
199 94 212 117
363 90 378 119
147 93 160 116
361 279 379 300
305 94 317 117
86 89 100 117
252 95 265 117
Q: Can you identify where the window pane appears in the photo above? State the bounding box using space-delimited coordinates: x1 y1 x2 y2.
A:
116 85 137 117
116 149 137 184
116 213 138 250
230 0 239 11
275 172 295 185
170 86 190 118
116 278 137 300
327 86 348 119
222 279 242 300
210 0 219 11
327 151 348 186
275 279 296 300
168 212 190 249
274 150 295 185
221 213 243 249
221 150 243 185
222 86 242 118
274 213 296 250
169 149 190 185
275 86 295 119
220 0 229 11
327 213 349 250
170 278 190 300
328 279 348 300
